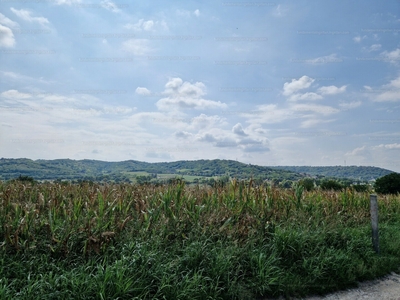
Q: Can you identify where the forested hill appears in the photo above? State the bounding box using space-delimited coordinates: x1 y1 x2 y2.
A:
0 158 302 182
0 158 393 182
270 166 394 181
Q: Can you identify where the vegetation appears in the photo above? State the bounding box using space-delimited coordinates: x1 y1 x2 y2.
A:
271 165 393 181
1 179 400 299
0 158 393 184
375 173 400 195
320 179 343 191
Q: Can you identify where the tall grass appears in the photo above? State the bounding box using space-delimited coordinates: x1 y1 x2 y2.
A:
1 180 400 299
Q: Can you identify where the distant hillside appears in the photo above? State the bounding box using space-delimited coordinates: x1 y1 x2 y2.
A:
270 166 394 181
0 158 303 182
1 158 393 183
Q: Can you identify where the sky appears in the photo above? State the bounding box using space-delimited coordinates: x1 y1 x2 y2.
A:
0 0 400 172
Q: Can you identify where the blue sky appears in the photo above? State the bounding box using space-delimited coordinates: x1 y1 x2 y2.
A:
1 0 400 171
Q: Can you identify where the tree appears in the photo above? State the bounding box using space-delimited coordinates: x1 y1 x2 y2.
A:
12 175 35 184
298 178 315 191
320 179 343 191
375 173 400 194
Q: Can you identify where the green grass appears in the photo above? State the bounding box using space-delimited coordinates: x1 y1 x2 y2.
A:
0 180 400 299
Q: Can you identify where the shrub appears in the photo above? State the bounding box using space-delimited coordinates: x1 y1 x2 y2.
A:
375 173 400 195
320 179 343 191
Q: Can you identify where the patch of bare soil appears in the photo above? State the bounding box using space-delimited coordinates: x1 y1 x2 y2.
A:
298 272 400 300
264 271 400 300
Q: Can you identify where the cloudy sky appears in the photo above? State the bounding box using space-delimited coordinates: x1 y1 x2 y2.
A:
1 0 400 171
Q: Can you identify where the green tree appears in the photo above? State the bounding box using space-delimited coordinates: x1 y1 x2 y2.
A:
320 179 343 191
375 173 400 194
298 178 315 191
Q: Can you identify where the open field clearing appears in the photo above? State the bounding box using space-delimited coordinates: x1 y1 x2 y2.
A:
1 180 400 299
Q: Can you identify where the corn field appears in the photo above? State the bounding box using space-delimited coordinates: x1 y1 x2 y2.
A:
1 179 400 299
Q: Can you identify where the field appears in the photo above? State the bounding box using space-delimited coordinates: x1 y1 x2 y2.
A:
1 179 400 299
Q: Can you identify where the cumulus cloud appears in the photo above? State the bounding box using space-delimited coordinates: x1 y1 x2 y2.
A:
0 24 15 47
242 143 270 153
305 54 342 64
375 143 400 150
52 0 81 4
242 104 292 124
124 19 167 31
381 48 400 63
135 87 151 95
291 104 340 116
232 123 247 136
122 39 153 55
374 76 400 102
175 131 193 139
353 35 365 43
197 132 217 143
368 44 381 52
346 146 367 156
10 8 49 26
176 9 200 18
288 92 323 101
0 13 19 28
100 0 121 12
189 114 225 130
1 89 31 99
317 85 347 95
339 101 361 109
238 136 269 152
283 76 314 96
156 78 227 110
300 118 334 128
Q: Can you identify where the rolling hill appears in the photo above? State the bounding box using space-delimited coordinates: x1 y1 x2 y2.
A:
0 158 395 182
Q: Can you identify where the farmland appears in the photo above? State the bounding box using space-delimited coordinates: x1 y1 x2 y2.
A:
1 179 400 299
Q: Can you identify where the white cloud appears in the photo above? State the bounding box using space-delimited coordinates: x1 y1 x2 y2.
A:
273 4 288 17
369 44 381 52
125 19 158 31
156 78 227 111
52 0 81 4
175 131 193 139
189 114 225 130
283 76 314 96
346 146 367 156
0 24 15 48
194 9 200 17
10 8 49 26
157 97 227 111
373 76 400 102
232 123 247 136
197 132 217 143
1 89 31 99
353 36 365 43
375 143 400 150
132 20 150 31
306 54 342 64
243 104 292 124
288 92 323 101
100 0 121 13
299 118 334 128
122 39 153 55
135 87 151 95
0 13 19 28
339 101 361 109
317 85 347 95
292 104 340 116
376 90 400 102
381 48 400 63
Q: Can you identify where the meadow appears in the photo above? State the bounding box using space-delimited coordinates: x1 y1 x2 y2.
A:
1 179 400 299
